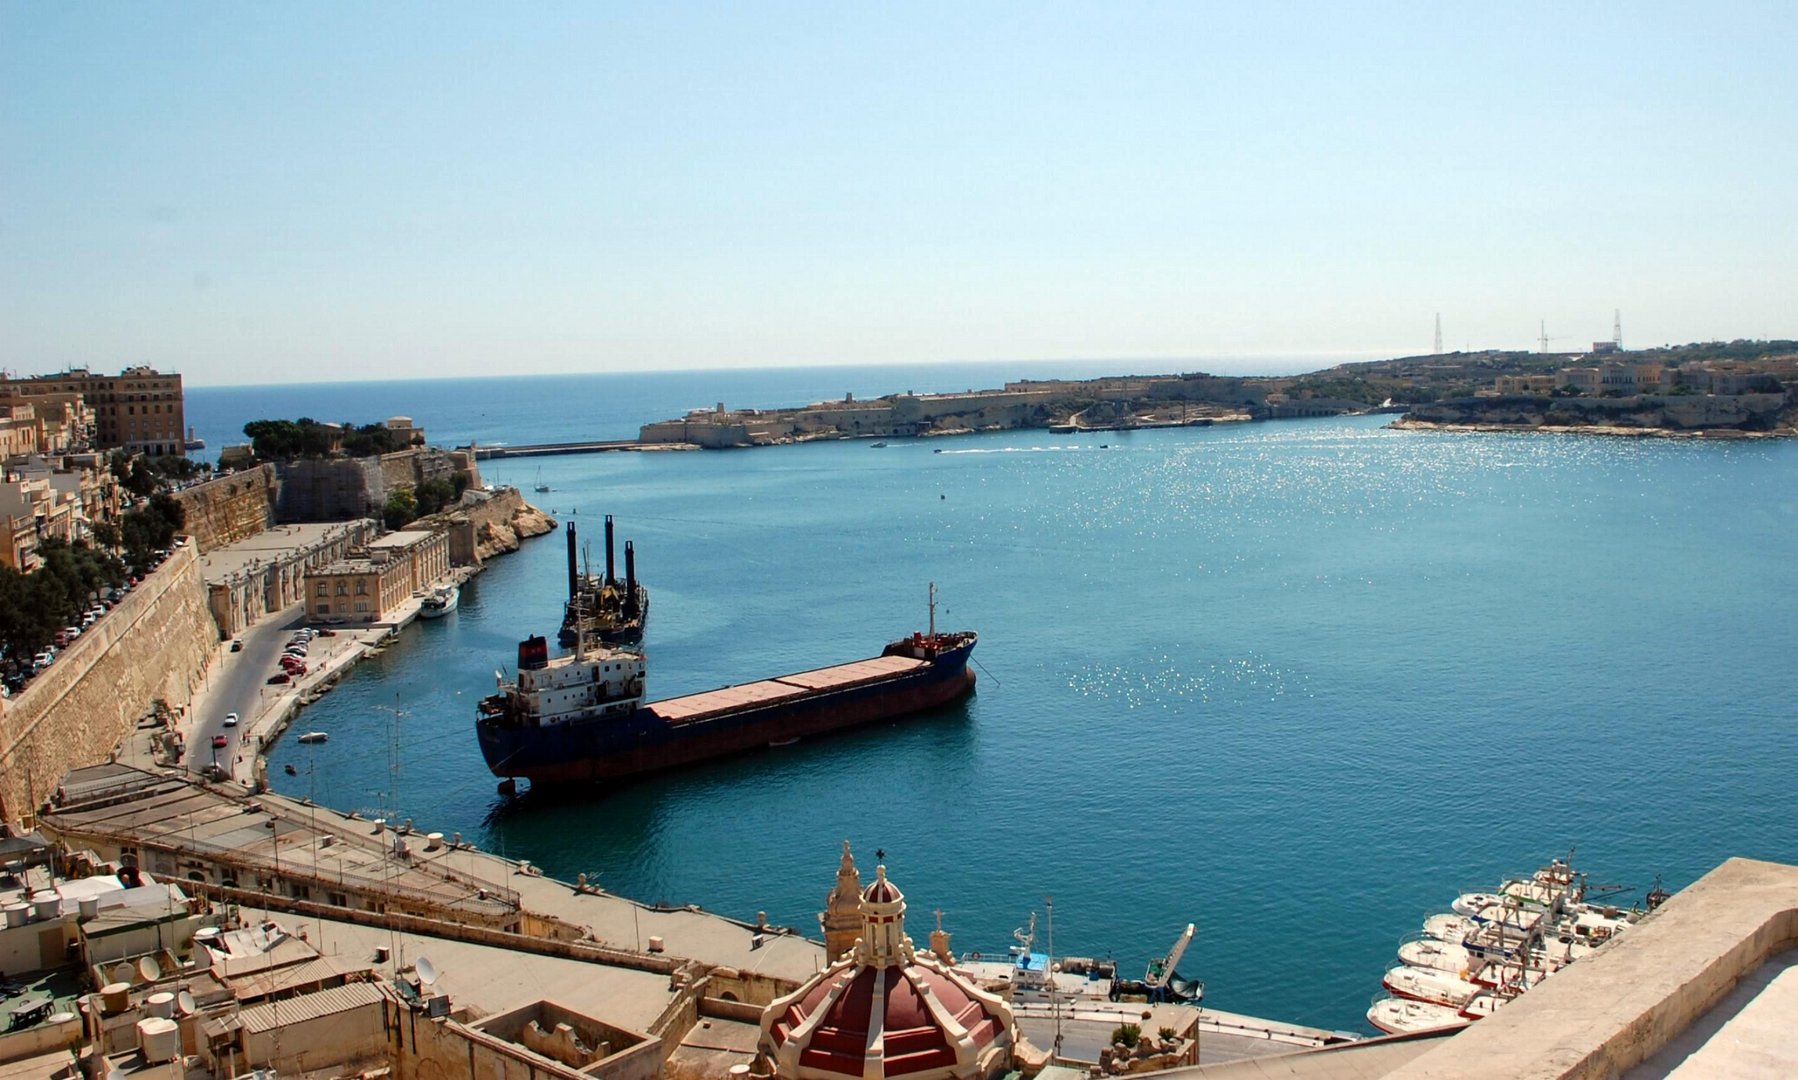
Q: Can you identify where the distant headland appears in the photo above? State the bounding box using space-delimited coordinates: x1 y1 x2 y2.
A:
473 339 1798 457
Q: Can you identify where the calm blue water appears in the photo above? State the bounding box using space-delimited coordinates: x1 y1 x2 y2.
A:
194 370 1798 1035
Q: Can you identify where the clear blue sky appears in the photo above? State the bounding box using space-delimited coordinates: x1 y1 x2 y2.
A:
4 3 1794 386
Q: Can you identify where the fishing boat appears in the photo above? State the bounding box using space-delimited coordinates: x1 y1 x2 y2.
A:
955 913 1121 1005
533 467 550 493
1382 964 1480 1009
1397 935 1474 974
1422 913 1476 943
418 584 459 619
478 585 974 789
1367 995 1468 1035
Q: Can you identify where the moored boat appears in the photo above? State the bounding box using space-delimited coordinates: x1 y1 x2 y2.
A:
419 584 459 619
1367 995 1468 1035
297 732 328 744
478 585 975 789
1397 935 1474 974
1382 964 1480 1009
1422 913 1476 943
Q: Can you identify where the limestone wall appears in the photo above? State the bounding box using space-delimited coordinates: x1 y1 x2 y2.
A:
171 463 277 552
0 545 216 824
426 487 556 566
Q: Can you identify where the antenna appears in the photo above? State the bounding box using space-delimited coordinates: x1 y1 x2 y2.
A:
1613 309 1623 349
1434 313 1443 356
1539 320 1549 355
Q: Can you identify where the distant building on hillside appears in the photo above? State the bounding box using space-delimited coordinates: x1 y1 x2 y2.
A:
0 365 186 457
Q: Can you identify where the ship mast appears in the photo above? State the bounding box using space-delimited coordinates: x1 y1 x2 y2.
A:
928 581 936 639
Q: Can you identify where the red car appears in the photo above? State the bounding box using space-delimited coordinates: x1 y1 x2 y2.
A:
211 734 229 749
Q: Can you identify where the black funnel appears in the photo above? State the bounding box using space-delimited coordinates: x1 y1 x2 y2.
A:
605 515 617 586
566 523 579 598
624 541 639 618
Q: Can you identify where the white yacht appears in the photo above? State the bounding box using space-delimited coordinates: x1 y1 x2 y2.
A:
1367 995 1468 1035
419 584 459 619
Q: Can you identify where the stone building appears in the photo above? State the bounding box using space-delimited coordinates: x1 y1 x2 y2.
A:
0 366 185 456
762 856 1015 1080
306 528 450 623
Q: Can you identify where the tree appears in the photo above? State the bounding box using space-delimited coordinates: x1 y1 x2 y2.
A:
383 491 417 531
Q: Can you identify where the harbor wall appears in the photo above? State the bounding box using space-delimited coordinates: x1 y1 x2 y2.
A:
171 463 277 552
0 545 216 825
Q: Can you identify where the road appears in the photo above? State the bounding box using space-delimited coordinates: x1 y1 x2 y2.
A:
184 604 344 776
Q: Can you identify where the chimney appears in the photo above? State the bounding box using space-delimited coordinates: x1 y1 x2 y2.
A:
604 515 616 585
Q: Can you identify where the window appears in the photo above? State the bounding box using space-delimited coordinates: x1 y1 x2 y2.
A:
316 583 327 597
355 600 368 613
336 581 348 595
355 579 367 595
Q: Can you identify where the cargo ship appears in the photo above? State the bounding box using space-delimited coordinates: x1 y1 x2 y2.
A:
476 588 976 790
558 515 648 645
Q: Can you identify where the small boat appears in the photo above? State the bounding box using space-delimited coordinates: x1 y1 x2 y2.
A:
533 467 551 493
283 764 297 775
1367 995 1469 1035
870 441 888 448
1397 935 1474 974
1422 913 1476 943
419 584 459 619
1382 964 1479 1008
297 732 329 744
1451 892 1503 916
769 737 800 747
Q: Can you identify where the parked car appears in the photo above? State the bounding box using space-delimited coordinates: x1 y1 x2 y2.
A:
315 628 336 638
230 640 243 652
222 713 239 728
266 672 290 685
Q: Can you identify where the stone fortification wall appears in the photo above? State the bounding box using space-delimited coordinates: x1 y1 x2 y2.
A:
424 486 556 566
171 464 277 552
277 458 382 520
0 545 215 824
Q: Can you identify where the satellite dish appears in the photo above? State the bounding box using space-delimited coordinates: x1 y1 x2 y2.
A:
415 955 439 987
176 990 195 1016
139 956 162 982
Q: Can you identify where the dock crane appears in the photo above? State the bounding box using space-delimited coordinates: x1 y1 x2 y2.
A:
1143 923 1197 1003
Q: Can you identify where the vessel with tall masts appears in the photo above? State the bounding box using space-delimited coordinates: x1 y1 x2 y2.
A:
558 515 648 645
478 583 976 790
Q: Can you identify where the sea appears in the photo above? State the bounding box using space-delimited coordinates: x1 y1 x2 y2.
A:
186 363 1798 1035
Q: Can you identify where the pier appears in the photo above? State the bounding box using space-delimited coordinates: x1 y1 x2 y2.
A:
474 439 676 459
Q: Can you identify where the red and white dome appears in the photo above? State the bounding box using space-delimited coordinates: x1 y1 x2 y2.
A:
763 865 1015 1080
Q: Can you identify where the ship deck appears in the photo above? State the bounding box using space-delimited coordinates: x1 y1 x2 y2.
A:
650 654 926 725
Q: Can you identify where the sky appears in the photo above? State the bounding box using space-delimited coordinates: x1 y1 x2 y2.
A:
4 3 1795 387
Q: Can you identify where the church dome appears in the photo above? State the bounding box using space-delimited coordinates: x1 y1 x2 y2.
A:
763 863 1015 1080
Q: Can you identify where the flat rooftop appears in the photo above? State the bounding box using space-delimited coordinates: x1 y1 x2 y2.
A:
198 521 368 583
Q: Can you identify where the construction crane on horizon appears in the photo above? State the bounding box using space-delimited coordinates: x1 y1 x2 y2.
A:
1434 313 1443 356
1538 320 1573 355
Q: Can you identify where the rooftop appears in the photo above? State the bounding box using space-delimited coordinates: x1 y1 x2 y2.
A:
198 521 369 585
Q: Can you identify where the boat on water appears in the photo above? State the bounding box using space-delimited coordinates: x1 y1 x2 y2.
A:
1367 995 1468 1035
1378 856 1640 1034
418 584 459 619
558 516 648 646
1382 964 1481 1009
1421 913 1477 943
955 914 1121 1005
297 732 328 744
533 467 550 493
1397 935 1474 974
477 585 976 789
870 441 888 448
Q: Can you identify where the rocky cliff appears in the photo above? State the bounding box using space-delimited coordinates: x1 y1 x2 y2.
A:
424 486 557 566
